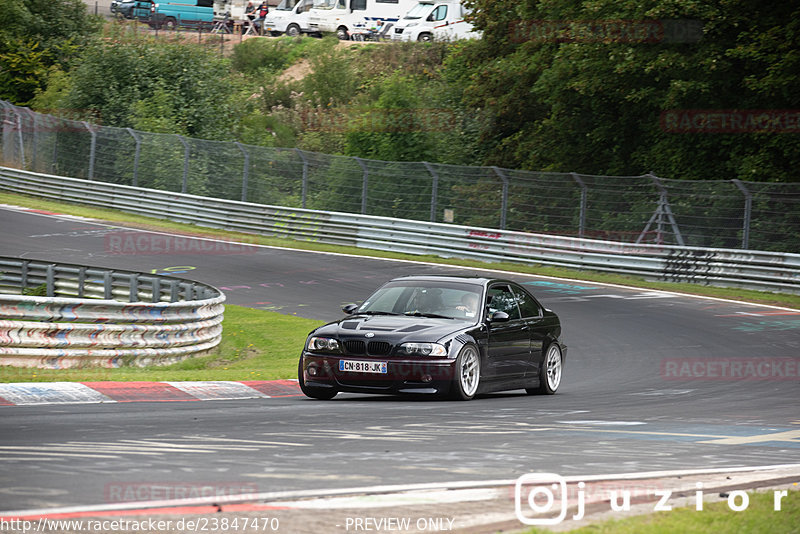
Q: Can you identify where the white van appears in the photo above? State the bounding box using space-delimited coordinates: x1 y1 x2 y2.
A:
306 0 417 40
261 0 315 36
392 0 478 42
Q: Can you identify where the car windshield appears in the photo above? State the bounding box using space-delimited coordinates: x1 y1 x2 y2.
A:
275 0 300 10
403 3 433 19
358 281 483 321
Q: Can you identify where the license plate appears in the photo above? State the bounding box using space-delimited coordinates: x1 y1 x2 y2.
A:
339 360 387 374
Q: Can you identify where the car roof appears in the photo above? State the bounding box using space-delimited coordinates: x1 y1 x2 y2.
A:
388 275 507 286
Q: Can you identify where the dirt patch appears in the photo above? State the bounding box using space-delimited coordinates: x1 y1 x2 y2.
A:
277 58 313 83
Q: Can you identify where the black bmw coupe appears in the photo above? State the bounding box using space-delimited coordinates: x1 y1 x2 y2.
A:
299 275 566 400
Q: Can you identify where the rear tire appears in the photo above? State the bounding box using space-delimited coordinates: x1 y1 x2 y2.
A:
527 343 562 395
450 345 480 400
164 17 177 30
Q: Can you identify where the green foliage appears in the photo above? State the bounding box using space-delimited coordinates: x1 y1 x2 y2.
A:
0 0 100 104
41 37 238 139
21 283 47 296
130 85 187 134
302 46 358 108
231 34 334 75
455 0 800 182
344 72 433 162
0 40 49 103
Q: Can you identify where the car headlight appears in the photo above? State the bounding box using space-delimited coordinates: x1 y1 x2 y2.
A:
307 336 341 353
397 342 447 357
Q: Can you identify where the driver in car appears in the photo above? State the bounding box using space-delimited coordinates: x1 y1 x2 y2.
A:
456 293 480 317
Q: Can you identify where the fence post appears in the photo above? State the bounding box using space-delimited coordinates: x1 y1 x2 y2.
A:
0 102 16 167
732 179 752 250
423 162 439 223
82 121 96 180
126 128 141 187
45 264 55 297
295 148 309 209
354 157 368 215
24 108 37 171
491 166 509 230
51 115 60 173
571 172 588 239
177 135 190 193
77 267 86 298
15 109 26 169
129 273 139 303
236 142 249 202
103 271 112 300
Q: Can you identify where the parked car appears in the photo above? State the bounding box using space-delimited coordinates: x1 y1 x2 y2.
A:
299 275 566 400
111 0 153 20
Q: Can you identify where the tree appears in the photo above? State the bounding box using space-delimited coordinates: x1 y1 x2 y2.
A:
0 0 100 104
38 37 238 140
451 0 800 182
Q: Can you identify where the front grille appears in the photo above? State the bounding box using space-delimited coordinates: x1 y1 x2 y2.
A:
367 341 391 355
344 340 366 355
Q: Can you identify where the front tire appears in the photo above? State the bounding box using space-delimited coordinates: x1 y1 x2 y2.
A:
450 344 480 400
286 24 301 37
417 32 432 42
528 343 562 395
336 26 349 40
298 358 337 400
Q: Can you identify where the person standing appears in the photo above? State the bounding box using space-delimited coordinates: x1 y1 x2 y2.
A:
254 1 269 34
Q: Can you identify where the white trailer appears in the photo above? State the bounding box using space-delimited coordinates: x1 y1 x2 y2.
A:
306 0 417 40
392 0 479 42
213 0 248 21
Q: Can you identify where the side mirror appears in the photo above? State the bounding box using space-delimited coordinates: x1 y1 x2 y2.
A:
488 311 509 323
342 303 359 315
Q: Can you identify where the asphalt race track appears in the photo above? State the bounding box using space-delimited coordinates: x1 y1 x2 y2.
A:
0 205 798 513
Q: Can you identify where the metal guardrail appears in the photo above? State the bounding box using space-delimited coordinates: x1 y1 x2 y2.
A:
3 100 799 254
1 166 798 295
0 254 225 368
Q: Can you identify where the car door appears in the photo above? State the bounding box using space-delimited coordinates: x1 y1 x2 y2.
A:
510 283 547 377
484 283 530 379
134 0 152 20
197 0 214 25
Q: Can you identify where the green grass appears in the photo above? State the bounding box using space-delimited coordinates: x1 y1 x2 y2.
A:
0 304 324 383
2 190 798 310
525 489 800 534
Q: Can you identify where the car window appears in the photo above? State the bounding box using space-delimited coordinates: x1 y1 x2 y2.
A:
510 285 541 318
487 285 521 320
358 281 483 320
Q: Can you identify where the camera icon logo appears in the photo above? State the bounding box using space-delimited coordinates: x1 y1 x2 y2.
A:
514 473 568 525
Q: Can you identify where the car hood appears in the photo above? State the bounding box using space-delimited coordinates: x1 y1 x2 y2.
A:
312 314 475 344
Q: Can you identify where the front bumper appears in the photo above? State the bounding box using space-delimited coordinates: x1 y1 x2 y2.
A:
302 353 456 395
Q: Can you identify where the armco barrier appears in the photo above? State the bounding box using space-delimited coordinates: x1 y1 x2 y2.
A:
0 256 225 368
1 166 798 295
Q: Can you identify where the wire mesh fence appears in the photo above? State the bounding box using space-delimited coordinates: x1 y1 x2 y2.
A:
2 100 798 253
